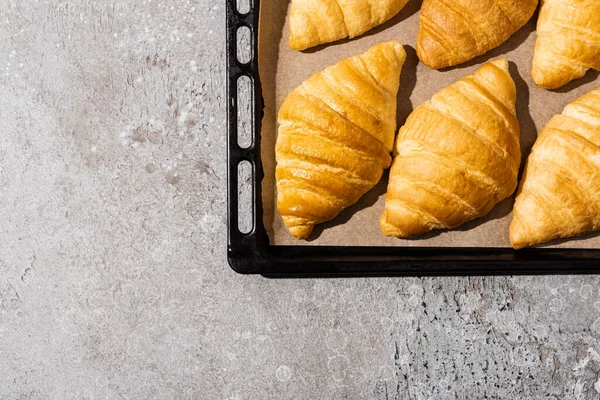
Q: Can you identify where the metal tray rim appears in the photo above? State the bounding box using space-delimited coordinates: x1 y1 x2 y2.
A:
225 0 600 276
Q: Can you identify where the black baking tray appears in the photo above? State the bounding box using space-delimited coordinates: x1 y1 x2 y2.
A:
226 0 600 276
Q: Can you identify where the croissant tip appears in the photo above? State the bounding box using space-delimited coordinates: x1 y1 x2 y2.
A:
510 240 526 250
380 215 398 237
288 37 309 51
531 62 583 89
389 40 405 49
417 54 445 70
289 224 314 240
380 39 402 47
509 222 529 250
489 58 509 71
531 73 564 90
415 37 452 69
374 40 406 60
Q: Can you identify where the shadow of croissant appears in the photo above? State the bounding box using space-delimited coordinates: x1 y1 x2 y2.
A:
396 45 419 129
381 194 517 242
552 69 600 94
508 60 538 175
532 230 600 249
309 185 517 243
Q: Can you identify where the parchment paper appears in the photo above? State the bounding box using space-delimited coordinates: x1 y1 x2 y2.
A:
258 0 600 248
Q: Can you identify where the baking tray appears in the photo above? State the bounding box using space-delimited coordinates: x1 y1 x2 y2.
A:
226 0 600 276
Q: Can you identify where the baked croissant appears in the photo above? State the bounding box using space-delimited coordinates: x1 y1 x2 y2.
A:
510 88 600 249
417 0 538 69
532 0 600 89
288 0 409 51
276 41 406 240
381 59 521 237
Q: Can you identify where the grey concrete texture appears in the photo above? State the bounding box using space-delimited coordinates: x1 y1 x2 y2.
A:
1 0 600 399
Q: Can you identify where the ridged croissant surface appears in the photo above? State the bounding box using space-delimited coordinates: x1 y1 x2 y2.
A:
510 89 600 249
288 0 409 51
381 59 521 238
532 0 600 89
276 41 406 240
417 0 538 69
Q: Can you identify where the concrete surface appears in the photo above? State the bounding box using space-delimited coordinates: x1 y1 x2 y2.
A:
1 1 600 399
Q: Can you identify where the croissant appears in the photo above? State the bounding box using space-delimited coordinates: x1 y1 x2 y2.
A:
417 0 538 69
276 41 406 239
510 88 600 249
381 59 521 238
532 0 600 89
288 0 409 51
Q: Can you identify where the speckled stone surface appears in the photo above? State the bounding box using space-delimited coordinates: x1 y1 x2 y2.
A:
1 1 600 399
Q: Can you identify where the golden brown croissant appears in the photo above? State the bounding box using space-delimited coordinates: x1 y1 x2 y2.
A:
381 59 521 237
417 0 538 69
532 0 600 89
510 88 600 249
276 41 406 240
288 0 409 51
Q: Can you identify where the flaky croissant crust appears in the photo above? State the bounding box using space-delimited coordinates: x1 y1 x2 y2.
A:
510 88 600 249
277 41 406 239
417 0 538 69
289 0 409 51
532 0 600 89
381 59 521 238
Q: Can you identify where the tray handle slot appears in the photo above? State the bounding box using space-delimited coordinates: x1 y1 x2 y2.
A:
236 25 253 66
237 75 254 149
237 160 254 234
236 0 252 15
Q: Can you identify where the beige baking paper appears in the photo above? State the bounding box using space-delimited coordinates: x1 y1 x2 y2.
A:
258 0 600 248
